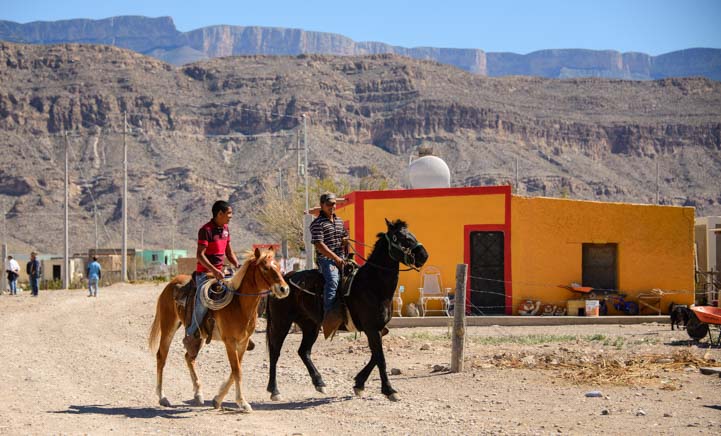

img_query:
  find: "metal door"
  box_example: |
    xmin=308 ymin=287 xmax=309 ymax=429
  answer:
xmin=469 ymin=231 xmax=505 ymax=315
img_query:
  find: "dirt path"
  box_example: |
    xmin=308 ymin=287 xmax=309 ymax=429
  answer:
xmin=1 ymin=284 xmax=720 ymax=435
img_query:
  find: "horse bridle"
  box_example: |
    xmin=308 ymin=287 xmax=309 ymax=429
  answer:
xmin=383 ymin=232 xmax=423 ymax=271
xmin=347 ymin=232 xmax=422 ymax=272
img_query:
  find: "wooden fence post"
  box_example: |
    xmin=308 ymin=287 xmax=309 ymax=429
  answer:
xmin=451 ymin=263 xmax=467 ymax=373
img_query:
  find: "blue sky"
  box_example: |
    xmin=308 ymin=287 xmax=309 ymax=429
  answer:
xmin=2 ymin=0 xmax=720 ymax=55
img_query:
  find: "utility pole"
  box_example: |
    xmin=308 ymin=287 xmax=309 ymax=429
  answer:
xmin=302 ymin=114 xmax=309 ymax=212
xmin=655 ymin=160 xmax=660 ymax=205
xmin=302 ymin=114 xmax=313 ymax=269
xmin=170 ymin=209 xmax=176 ymax=276
xmin=94 ymin=203 xmax=99 ymax=250
xmin=296 ymin=134 xmax=302 ymax=176
xmin=121 ymin=111 xmax=128 ymax=282
xmin=64 ymin=132 xmax=70 ymax=289
xmin=1 ymin=199 xmax=6 ymax=294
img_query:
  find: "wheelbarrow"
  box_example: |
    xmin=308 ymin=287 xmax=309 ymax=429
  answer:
xmin=686 ymin=306 xmax=721 ymax=346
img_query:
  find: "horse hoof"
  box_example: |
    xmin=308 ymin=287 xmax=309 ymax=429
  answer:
xmin=193 ymin=394 xmax=204 ymax=406
xmin=353 ymin=387 xmax=364 ymax=397
xmin=387 ymin=393 xmax=401 ymax=402
xmin=270 ymin=393 xmax=282 ymax=401
xmin=212 ymin=397 xmax=221 ymax=409
xmin=315 ymin=386 xmax=326 ymax=394
xmin=159 ymin=397 xmax=171 ymax=407
xmin=240 ymin=402 xmax=253 ymax=413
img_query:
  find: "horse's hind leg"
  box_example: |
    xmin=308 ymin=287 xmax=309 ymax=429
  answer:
xmin=183 ymin=335 xmax=204 ymax=406
xmin=297 ymin=319 xmax=326 ymax=394
xmin=156 ymin=321 xmax=181 ymax=407
xmin=266 ymin=310 xmax=294 ymax=401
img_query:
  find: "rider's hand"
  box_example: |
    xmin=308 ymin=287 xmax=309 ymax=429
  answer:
xmin=212 ymin=269 xmax=225 ymax=281
xmin=334 ymin=257 xmax=345 ymax=269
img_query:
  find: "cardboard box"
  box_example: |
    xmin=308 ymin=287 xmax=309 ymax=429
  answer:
xmin=567 ymin=299 xmax=586 ymax=316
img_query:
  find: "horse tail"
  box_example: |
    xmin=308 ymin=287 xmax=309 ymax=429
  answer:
xmin=148 ymin=276 xmax=185 ymax=354
xmin=148 ymin=294 xmax=163 ymax=354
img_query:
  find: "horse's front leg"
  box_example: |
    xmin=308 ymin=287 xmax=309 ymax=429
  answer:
xmin=214 ymin=337 xmax=252 ymax=412
xmin=361 ymin=329 xmax=399 ymax=401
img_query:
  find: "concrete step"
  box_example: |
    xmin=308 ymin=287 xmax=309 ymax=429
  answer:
xmin=388 ymin=315 xmax=669 ymax=328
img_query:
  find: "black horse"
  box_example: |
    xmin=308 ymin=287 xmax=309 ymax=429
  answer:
xmin=266 ymin=219 xmax=428 ymax=401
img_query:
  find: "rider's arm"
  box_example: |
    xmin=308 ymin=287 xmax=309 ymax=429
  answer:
xmin=225 ymin=241 xmax=240 ymax=269
xmin=314 ymin=241 xmax=344 ymax=268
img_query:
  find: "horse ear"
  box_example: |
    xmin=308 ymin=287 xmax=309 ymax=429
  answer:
xmin=254 ymin=247 xmax=262 ymax=260
xmin=385 ymin=218 xmax=392 ymax=229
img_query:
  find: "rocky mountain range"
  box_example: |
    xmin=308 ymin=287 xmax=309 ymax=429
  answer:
xmin=1 ymin=16 xmax=720 ymax=81
xmin=0 ymin=41 xmax=720 ymax=256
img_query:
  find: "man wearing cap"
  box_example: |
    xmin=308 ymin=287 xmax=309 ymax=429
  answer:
xmin=309 ymin=192 xmax=349 ymax=336
xmin=26 ymin=252 xmax=41 ymax=297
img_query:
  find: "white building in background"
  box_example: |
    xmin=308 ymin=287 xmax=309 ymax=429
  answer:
xmin=695 ymin=216 xmax=721 ymax=273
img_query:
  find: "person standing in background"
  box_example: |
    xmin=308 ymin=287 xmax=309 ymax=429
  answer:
xmin=87 ymin=256 xmax=102 ymax=297
xmin=5 ymin=255 xmax=20 ymax=295
xmin=26 ymin=252 xmax=40 ymax=297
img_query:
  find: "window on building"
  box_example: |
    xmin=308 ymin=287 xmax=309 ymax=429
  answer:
xmin=152 ymin=254 xmax=158 ymax=262
xmin=582 ymin=243 xmax=617 ymax=291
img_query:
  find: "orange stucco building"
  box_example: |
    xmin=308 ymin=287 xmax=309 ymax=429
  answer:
xmin=337 ymin=186 xmax=695 ymax=315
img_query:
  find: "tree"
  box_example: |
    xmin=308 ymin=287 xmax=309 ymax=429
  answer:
xmin=255 ymin=175 xmax=351 ymax=254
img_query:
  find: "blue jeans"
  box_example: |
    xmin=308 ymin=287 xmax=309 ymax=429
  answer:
xmin=318 ymin=258 xmax=340 ymax=314
xmin=30 ymin=277 xmax=40 ymax=296
xmin=186 ymin=273 xmax=211 ymax=336
xmin=9 ymin=277 xmax=17 ymax=295
xmin=88 ymin=277 xmax=99 ymax=296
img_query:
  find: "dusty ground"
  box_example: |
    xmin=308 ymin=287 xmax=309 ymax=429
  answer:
xmin=1 ymin=283 xmax=720 ymax=435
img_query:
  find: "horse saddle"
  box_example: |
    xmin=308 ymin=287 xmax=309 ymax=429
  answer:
xmin=173 ymin=274 xmax=216 ymax=344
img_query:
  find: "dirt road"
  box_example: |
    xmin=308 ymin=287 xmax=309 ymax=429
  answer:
xmin=1 ymin=284 xmax=720 ymax=435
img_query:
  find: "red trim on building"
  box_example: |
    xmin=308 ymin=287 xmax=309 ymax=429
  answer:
xmin=344 ymin=185 xmax=510 ymax=201
xmin=462 ymin=189 xmax=513 ymax=315
xmin=338 ymin=186 xmax=513 ymax=310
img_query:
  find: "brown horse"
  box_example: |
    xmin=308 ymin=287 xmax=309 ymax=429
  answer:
xmin=148 ymin=248 xmax=290 ymax=412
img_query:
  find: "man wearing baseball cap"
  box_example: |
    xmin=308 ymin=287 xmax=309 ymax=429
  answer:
xmin=309 ymin=192 xmax=349 ymax=337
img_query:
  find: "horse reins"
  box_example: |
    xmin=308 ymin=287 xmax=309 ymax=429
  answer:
xmin=348 ymin=234 xmax=422 ymax=272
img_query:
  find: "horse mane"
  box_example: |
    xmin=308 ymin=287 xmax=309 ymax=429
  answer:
xmin=375 ymin=219 xmax=408 ymax=238
xmin=228 ymin=249 xmax=275 ymax=290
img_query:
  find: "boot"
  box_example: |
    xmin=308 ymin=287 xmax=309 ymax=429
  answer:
xmin=182 ymin=331 xmax=201 ymax=358
xmin=203 ymin=316 xmax=215 ymax=344
xmin=322 ymin=306 xmax=344 ymax=340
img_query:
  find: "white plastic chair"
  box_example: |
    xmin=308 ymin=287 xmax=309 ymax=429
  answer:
xmin=392 ymin=285 xmax=405 ymax=317
xmin=418 ymin=266 xmax=451 ymax=316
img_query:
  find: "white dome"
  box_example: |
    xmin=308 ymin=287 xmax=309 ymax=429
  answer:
xmin=408 ymin=155 xmax=451 ymax=189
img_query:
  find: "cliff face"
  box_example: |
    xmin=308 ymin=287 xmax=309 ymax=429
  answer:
xmin=0 ymin=42 xmax=720 ymax=254
xmin=1 ymin=16 xmax=719 ymax=80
